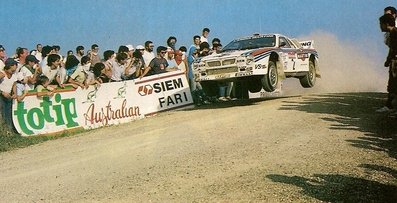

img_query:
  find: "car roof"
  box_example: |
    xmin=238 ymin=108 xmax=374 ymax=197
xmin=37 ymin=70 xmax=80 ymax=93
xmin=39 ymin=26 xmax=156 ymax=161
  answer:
xmin=234 ymin=33 xmax=286 ymax=41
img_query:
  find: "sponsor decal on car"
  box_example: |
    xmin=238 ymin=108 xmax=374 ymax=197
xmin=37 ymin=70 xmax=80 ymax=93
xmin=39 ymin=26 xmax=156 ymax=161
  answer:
xmin=288 ymin=52 xmax=296 ymax=59
xmin=297 ymin=53 xmax=309 ymax=61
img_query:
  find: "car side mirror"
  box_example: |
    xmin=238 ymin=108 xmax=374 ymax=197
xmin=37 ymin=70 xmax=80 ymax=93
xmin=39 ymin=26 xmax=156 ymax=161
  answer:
xmin=279 ymin=41 xmax=287 ymax=47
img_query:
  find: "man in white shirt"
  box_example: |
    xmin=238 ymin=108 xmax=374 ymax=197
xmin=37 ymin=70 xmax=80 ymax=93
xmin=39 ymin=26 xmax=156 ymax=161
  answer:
xmin=16 ymin=47 xmax=29 ymax=72
xmin=33 ymin=44 xmax=43 ymax=63
xmin=19 ymin=55 xmax=41 ymax=90
xmin=42 ymin=54 xmax=62 ymax=87
xmin=110 ymin=52 xmax=128 ymax=82
xmin=142 ymin=41 xmax=156 ymax=66
xmin=200 ymin=28 xmax=210 ymax=43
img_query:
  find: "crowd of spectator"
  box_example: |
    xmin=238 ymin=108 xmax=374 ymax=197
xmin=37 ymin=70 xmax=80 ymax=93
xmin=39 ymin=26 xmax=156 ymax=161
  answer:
xmin=0 ymin=27 xmax=227 ymax=131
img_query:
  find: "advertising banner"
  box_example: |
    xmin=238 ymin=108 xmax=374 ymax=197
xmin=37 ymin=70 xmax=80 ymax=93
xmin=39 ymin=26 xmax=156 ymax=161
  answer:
xmin=12 ymin=71 xmax=193 ymax=136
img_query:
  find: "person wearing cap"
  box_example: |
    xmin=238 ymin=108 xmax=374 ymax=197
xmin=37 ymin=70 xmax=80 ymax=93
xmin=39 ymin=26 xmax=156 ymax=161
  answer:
xmin=0 ymin=58 xmax=18 ymax=129
xmin=124 ymin=50 xmax=144 ymax=80
xmin=19 ymin=55 xmax=41 ymax=90
xmin=126 ymin=44 xmax=134 ymax=58
xmin=200 ymin=27 xmax=210 ymax=43
xmin=0 ymin=45 xmax=7 ymax=71
xmin=136 ymin=45 xmax=145 ymax=53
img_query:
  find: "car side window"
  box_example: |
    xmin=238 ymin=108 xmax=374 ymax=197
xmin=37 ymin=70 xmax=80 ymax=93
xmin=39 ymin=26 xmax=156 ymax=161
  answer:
xmin=279 ymin=37 xmax=291 ymax=48
xmin=286 ymin=38 xmax=297 ymax=48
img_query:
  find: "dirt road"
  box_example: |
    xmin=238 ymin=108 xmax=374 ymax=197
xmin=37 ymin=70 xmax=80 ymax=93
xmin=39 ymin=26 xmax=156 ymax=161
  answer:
xmin=1 ymin=92 xmax=396 ymax=202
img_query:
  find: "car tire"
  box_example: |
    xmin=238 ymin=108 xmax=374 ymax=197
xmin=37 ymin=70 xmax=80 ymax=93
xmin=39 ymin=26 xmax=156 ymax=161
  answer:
xmin=261 ymin=61 xmax=278 ymax=92
xmin=247 ymin=77 xmax=263 ymax=93
xmin=200 ymin=81 xmax=218 ymax=97
xmin=299 ymin=61 xmax=316 ymax=88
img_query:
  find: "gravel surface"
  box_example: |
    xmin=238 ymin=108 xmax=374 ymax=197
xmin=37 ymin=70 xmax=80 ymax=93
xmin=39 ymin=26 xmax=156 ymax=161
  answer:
xmin=0 ymin=92 xmax=396 ymax=202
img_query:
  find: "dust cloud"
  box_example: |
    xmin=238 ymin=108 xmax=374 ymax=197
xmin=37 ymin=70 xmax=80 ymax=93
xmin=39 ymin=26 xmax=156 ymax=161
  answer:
xmin=282 ymin=30 xmax=388 ymax=95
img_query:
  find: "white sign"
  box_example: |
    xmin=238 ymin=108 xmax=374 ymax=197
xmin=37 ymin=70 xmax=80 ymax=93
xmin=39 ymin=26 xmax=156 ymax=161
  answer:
xmin=12 ymin=71 xmax=193 ymax=136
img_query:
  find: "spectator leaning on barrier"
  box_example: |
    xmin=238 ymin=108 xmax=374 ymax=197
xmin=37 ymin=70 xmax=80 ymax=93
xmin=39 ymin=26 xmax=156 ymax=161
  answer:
xmin=35 ymin=75 xmax=54 ymax=98
xmin=93 ymin=62 xmax=110 ymax=83
xmin=0 ymin=58 xmax=18 ymax=129
xmin=175 ymin=46 xmax=188 ymax=75
xmin=68 ymin=56 xmax=91 ymax=89
xmin=20 ymin=55 xmax=41 ymax=90
xmin=65 ymin=55 xmax=80 ymax=77
xmin=141 ymin=46 xmax=171 ymax=77
xmin=41 ymin=54 xmax=63 ymax=88
xmin=124 ymin=50 xmax=144 ymax=80
xmin=110 ymin=52 xmax=128 ymax=82
xmin=103 ymin=50 xmax=115 ymax=79
xmin=13 ymin=73 xmax=28 ymax=102
xmin=378 ymin=13 xmax=397 ymax=113
xmin=165 ymin=48 xmax=178 ymax=71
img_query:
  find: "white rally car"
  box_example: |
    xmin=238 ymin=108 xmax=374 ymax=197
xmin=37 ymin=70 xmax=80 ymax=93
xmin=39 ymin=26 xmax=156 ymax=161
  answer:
xmin=193 ymin=33 xmax=320 ymax=95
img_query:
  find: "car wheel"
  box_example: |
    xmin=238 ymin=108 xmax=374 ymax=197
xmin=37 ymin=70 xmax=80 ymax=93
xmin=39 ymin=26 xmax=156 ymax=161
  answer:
xmin=200 ymin=81 xmax=218 ymax=97
xmin=261 ymin=61 xmax=278 ymax=92
xmin=299 ymin=61 xmax=316 ymax=88
xmin=247 ymin=77 xmax=263 ymax=93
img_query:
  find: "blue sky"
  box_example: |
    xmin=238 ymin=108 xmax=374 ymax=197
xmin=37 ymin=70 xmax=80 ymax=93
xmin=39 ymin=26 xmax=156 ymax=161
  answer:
xmin=0 ymin=0 xmax=394 ymax=56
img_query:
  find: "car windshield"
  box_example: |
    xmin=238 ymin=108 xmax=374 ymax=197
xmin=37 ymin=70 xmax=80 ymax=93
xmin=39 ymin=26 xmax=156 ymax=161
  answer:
xmin=222 ymin=35 xmax=276 ymax=52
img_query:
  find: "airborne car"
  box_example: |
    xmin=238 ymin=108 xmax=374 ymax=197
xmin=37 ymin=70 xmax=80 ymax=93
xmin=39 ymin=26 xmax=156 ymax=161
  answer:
xmin=193 ymin=33 xmax=320 ymax=96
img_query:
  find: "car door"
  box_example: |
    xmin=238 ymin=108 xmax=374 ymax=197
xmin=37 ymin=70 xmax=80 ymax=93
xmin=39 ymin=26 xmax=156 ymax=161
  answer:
xmin=279 ymin=37 xmax=298 ymax=72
